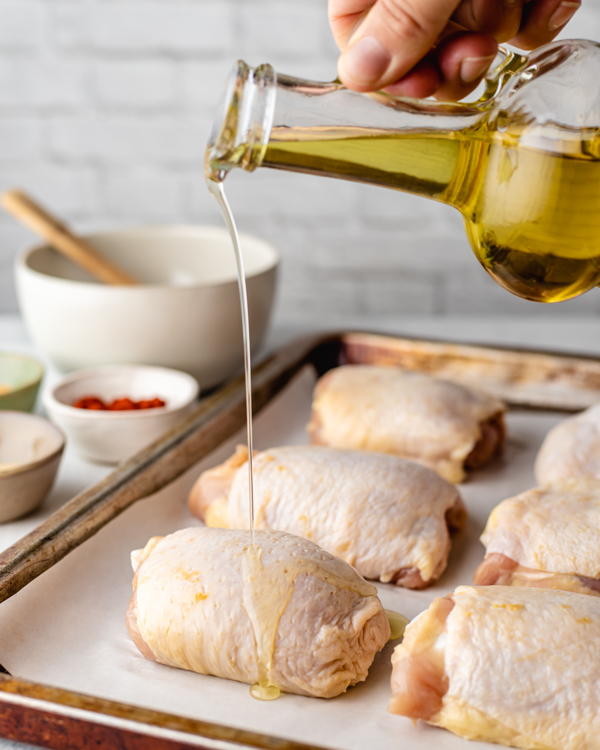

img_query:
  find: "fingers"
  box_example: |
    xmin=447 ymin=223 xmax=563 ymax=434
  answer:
xmin=329 ymin=0 xmax=580 ymax=96
xmin=383 ymin=31 xmax=498 ymax=101
xmin=383 ymin=58 xmax=441 ymax=98
xmin=511 ymin=0 xmax=581 ymax=49
xmin=334 ymin=0 xmax=462 ymax=91
xmin=451 ymin=0 xmax=525 ymax=42
xmin=328 ymin=0 xmax=375 ymax=51
xmin=433 ymin=31 xmax=498 ymax=100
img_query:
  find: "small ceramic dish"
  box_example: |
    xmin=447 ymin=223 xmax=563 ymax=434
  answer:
xmin=0 ymin=352 xmax=44 ymax=412
xmin=43 ymin=365 xmax=199 ymax=464
xmin=0 ymin=412 xmax=65 ymax=522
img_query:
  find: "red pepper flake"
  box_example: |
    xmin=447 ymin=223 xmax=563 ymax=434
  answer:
xmin=138 ymin=398 xmax=167 ymax=409
xmin=109 ymin=398 xmax=138 ymax=411
xmin=72 ymin=395 xmax=166 ymax=411
xmin=72 ymin=397 xmax=107 ymax=410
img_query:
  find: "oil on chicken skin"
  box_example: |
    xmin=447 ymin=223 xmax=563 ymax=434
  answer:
xmin=535 ymin=402 xmax=600 ymax=486
xmin=474 ymin=483 xmax=600 ymax=596
xmin=127 ymin=527 xmax=391 ymax=698
xmin=390 ymin=585 xmax=600 ymax=750
xmin=307 ymin=365 xmax=505 ymax=483
xmin=189 ymin=445 xmax=466 ymax=589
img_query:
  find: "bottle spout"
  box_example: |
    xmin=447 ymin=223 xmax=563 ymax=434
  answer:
xmin=205 ymin=61 xmax=276 ymax=183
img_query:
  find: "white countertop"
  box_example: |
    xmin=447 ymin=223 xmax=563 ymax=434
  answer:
xmin=1 ymin=311 xmax=600 ymax=750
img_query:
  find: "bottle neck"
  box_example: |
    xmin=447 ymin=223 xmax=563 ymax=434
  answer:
xmin=206 ymin=62 xmax=487 ymax=205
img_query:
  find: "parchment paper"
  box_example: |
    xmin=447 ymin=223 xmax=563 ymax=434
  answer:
xmin=0 ymin=366 xmax=567 ymax=750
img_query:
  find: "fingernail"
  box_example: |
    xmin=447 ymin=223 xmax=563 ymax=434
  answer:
xmin=339 ymin=36 xmax=390 ymax=86
xmin=460 ymin=55 xmax=495 ymax=84
xmin=548 ymin=1 xmax=580 ymax=31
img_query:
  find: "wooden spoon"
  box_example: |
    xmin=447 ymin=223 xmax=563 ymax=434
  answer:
xmin=2 ymin=189 xmax=136 ymax=286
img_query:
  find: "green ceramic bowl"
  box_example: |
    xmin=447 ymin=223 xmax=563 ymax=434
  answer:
xmin=0 ymin=353 xmax=44 ymax=412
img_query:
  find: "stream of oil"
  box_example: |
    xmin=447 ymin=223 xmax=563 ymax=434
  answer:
xmin=207 ymin=177 xmax=280 ymax=701
xmin=206 ymin=179 xmax=256 ymax=543
xmin=207 ymin=177 xmax=407 ymax=702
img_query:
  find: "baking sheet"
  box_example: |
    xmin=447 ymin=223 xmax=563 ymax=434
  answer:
xmin=0 ymin=366 xmax=566 ymax=750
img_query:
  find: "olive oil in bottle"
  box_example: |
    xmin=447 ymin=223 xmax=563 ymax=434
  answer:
xmin=462 ymin=137 xmax=600 ymax=302
xmin=262 ymin=125 xmax=600 ymax=303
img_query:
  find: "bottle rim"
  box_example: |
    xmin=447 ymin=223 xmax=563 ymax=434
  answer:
xmin=205 ymin=61 xmax=276 ymax=182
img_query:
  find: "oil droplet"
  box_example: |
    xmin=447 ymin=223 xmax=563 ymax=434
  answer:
xmin=385 ymin=609 xmax=409 ymax=641
xmin=250 ymin=682 xmax=281 ymax=701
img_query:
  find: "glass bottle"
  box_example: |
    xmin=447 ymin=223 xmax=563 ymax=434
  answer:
xmin=206 ymin=40 xmax=600 ymax=303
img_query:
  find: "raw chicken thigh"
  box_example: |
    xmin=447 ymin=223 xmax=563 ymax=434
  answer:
xmin=127 ymin=528 xmax=390 ymax=698
xmin=189 ymin=445 xmax=466 ymax=588
xmin=390 ymin=585 xmax=600 ymax=750
xmin=535 ymin=402 xmax=600 ymax=485
xmin=474 ymin=483 xmax=600 ymax=596
xmin=307 ymin=365 xmax=505 ymax=483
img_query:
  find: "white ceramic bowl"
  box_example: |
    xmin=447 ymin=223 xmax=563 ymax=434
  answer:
xmin=0 ymin=412 xmax=65 ymax=522
xmin=43 ymin=365 xmax=199 ymax=464
xmin=15 ymin=226 xmax=278 ymax=388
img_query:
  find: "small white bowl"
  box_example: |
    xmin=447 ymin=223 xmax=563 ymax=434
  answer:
xmin=15 ymin=225 xmax=278 ymax=388
xmin=0 ymin=412 xmax=65 ymax=522
xmin=43 ymin=365 xmax=199 ymax=464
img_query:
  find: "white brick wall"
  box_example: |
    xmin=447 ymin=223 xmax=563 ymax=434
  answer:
xmin=0 ymin=0 xmax=599 ymax=321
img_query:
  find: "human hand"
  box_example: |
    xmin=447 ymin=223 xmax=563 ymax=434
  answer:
xmin=329 ymin=0 xmax=581 ymax=100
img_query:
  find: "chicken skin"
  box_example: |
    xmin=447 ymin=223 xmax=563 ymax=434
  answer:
xmin=127 ymin=527 xmax=390 ymax=698
xmin=535 ymin=402 xmax=600 ymax=486
xmin=390 ymin=585 xmax=600 ymax=750
xmin=474 ymin=484 xmax=600 ymax=596
xmin=307 ymin=365 xmax=505 ymax=483
xmin=189 ymin=445 xmax=466 ymax=589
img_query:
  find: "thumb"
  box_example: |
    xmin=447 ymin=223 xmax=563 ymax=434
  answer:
xmin=338 ymin=0 xmax=462 ymax=91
